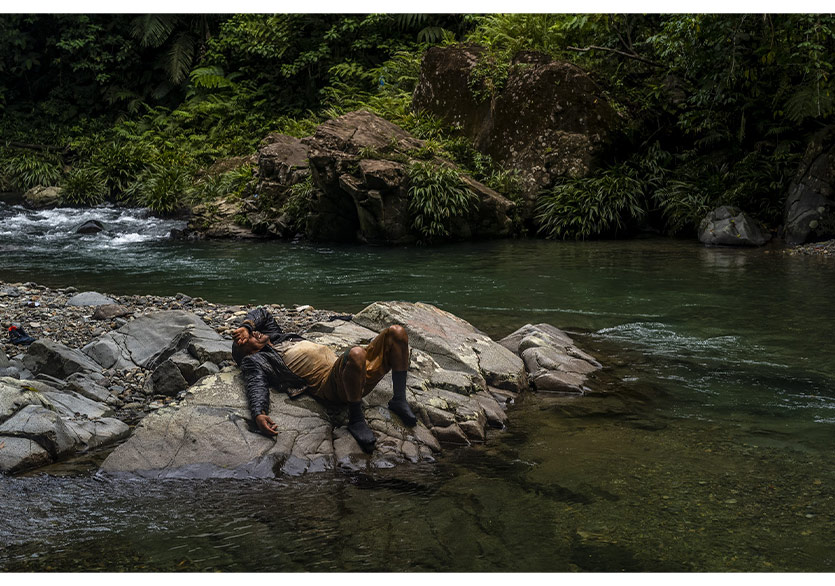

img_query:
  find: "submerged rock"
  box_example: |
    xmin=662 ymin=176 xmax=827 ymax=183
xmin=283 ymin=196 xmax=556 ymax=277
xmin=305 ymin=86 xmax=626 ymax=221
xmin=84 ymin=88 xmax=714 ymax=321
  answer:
xmin=76 ymin=219 xmax=104 ymax=234
xmin=698 ymin=206 xmax=771 ymax=247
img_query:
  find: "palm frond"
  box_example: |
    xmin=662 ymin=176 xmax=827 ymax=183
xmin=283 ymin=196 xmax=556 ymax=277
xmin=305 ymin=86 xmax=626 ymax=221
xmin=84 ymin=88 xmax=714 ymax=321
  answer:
xmin=131 ymin=14 xmax=179 ymax=48
xmin=167 ymin=32 xmax=196 ymax=84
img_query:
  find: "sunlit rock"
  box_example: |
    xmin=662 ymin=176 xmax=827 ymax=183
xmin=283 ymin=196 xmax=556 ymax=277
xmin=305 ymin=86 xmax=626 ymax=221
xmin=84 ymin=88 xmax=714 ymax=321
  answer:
xmin=99 ymin=301 xmax=523 ymax=478
xmin=500 ymin=323 xmax=602 ymax=394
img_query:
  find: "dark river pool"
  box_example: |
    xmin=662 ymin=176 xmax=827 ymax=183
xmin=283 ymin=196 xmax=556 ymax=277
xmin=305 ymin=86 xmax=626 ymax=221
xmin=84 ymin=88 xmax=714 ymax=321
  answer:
xmin=1 ymin=202 xmax=834 ymax=571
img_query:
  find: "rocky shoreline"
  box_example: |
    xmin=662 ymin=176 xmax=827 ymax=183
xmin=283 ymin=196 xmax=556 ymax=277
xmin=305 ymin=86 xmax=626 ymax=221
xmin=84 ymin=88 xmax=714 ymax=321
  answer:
xmin=1 ymin=280 xmax=604 ymax=478
xmin=783 ymin=238 xmax=835 ymax=256
xmin=1 ymin=281 xmax=338 ymax=425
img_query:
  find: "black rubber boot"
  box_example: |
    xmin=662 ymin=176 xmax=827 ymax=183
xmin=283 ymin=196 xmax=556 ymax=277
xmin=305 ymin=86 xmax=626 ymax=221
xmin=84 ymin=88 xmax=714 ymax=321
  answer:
xmin=347 ymin=402 xmax=376 ymax=453
xmin=388 ymin=371 xmax=417 ymax=427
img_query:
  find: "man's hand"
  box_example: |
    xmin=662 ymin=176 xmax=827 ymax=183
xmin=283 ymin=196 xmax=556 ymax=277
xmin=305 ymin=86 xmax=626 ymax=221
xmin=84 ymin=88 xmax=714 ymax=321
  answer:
xmin=255 ymin=413 xmax=278 ymax=436
xmin=232 ymin=327 xmax=249 ymax=345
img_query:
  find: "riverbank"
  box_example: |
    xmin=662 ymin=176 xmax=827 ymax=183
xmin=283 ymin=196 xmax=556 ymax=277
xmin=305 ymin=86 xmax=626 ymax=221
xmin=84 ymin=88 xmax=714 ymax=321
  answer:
xmin=1 ymin=280 xmax=339 ymax=425
xmin=783 ymin=238 xmax=835 ymax=256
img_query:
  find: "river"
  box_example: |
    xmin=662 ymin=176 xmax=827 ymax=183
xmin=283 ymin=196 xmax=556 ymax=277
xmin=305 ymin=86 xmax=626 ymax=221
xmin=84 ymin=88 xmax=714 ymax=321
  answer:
xmin=1 ymin=202 xmax=834 ymax=571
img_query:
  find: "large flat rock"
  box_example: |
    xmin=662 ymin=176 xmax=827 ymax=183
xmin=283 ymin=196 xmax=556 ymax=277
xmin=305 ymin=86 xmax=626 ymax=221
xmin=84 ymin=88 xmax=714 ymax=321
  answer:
xmin=499 ymin=323 xmax=602 ymax=394
xmin=100 ymin=302 xmax=525 ymax=479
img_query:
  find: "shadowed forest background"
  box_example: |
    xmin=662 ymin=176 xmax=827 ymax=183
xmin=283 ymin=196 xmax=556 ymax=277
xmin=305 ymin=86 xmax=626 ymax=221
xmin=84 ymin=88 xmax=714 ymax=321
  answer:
xmin=1 ymin=13 xmax=834 ymax=241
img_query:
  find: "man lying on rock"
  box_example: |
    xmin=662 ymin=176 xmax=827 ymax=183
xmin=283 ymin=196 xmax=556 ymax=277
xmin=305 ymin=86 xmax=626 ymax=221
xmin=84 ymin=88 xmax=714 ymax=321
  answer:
xmin=231 ymin=307 xmax=417 ymax=453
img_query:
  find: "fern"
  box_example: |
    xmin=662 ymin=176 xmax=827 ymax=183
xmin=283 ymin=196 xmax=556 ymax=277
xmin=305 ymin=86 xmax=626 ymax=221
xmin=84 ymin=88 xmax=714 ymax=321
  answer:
xmin=784 ymin=85 xmax=835 ymax=123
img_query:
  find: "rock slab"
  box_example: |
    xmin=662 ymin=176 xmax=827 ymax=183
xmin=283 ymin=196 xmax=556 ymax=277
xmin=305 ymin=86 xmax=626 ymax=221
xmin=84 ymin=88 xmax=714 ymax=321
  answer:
xmin=100 ymin=301 xmax=528 ymax=479
xmin=499 ymin=323 xmax=602 ymax=393
xmin=0 ymin=377 xmax=129 ymax=474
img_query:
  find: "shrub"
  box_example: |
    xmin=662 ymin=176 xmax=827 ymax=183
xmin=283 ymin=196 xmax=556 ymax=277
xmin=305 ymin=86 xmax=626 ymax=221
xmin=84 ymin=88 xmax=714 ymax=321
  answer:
xmin=407 ymin=161 xmax=478 ymax=243
xmin=63 ymin=167 xmax=108 ymax=205
xmin=90 ymin=141 xmax=153 ymax=200
xmin=125 ymin=155 xmax=193 ymax=213
xmin=536 ymin=165 xmax=647 ymax=240
xmin=0 ymin=151 xmax=63 ymax=191
xmin=192 ymin=164 xmax=254 ymax=202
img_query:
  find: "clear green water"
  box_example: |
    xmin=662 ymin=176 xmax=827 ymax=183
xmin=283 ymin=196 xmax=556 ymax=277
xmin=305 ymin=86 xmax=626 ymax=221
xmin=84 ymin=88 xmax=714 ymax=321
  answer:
xmin=1 ymin=204 xmax=834 ymax=571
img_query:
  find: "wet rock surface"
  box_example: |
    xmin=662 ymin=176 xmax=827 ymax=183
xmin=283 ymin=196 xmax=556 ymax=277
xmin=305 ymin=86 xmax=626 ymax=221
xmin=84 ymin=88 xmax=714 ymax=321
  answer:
xmin=101 ymin=300 xmax=529 ymax=479
xmin=0 ymin=377 xmax=130 ymax=473
xmin=0 ymin=280 xmax=339 ymax=447
xmin=499 ymin=323 xmax=602 ymax=393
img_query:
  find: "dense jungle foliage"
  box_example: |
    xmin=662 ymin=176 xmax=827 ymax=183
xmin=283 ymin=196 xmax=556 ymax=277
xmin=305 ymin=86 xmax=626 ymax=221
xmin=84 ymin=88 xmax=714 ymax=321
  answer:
xmin=2 ymin=14 xmax=834 ymax=239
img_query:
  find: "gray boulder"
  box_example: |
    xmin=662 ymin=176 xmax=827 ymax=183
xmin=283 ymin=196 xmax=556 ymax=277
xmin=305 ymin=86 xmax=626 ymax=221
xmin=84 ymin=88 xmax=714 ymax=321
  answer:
xmin=67 ymin=291 xmax=116 ymax=306
xmin=0 ymin=377 xmax=129 ymax=474
xmin=146 ymin=358 xmax=190 ymax=397
xmin=22 ymin=339 xmax=102 ymax=379
xmin=352 ymin=301 xmax=527 ymax=392
xmin=499 ymin=323 xmax=602 ymax=394
xmin=784 ymin=126 xmax=835 ymax=244
xmin=22 ymin=185 xmax=64 ymax=209
xmin=66 ymin=373 xmax=112 ymax=403
xmin=698 ymin=206 xmax=771 ymax=247
xmin=0 ymin=404 xmax=77 ymax=458
xmin=99 ymin=302 xmax=522 ymax=478
xmin=0 ymin=437 xmax=52 ymax=473
xmin=82 ymin=310 xmax=220 ymax=370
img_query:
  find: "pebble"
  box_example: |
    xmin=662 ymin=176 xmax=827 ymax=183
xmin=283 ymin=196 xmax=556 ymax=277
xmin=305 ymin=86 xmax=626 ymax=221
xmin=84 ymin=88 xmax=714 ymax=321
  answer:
xmin=783 ymin=239 xmax=835 ymax=257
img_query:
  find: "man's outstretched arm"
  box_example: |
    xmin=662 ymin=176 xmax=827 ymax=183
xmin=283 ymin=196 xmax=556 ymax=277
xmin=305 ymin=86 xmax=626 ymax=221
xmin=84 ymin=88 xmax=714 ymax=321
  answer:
xmin=240 ymin=353 xmax=278 ymax=436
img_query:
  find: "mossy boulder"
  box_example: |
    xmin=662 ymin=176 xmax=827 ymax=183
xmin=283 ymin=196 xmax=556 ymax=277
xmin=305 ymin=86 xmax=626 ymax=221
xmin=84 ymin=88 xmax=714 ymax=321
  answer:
xmin=413 ymin=46 xmax=621 ymax=206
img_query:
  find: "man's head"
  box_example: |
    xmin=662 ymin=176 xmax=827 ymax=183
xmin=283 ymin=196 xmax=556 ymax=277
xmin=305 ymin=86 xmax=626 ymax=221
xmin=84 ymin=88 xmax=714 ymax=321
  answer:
xmin=231 ymin=327 xmax=270 ymax=365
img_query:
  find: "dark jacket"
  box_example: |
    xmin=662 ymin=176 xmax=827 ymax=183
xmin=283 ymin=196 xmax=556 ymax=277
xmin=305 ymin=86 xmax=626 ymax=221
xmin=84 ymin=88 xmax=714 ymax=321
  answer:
xmin=238 ymin=307 xmax=307 ymax=420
